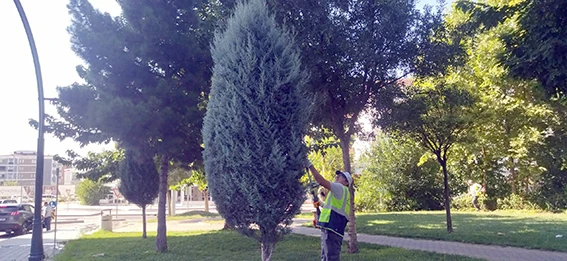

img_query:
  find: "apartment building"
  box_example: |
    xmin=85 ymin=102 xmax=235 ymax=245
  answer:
xmin=0 ymin=150 xmax=62 ymax=186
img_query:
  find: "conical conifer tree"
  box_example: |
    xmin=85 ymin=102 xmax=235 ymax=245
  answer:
xmin=119 ymin=149 xmax=159 ymax=238
xmin=202 ymin=0 xmax=310 ymax=260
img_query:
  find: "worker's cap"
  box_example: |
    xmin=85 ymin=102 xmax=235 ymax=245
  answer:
xmin=335 ymin=171 xmax=353 ymax=186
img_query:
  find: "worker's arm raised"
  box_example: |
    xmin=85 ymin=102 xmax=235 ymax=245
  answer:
xmin=306 ymin=161 xmax=331 ymax=190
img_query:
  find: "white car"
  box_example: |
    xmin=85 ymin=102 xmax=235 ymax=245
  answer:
xmin=0 ymin=199 xmax=18 ymax=204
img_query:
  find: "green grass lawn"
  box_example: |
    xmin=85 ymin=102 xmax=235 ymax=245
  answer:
xmin=146 ymin=210 xmax=221 ymax=222
xmin=352 ymin=211 xmax=567 ymax=252
xmin=55 ymin=230 xmax=482 ymax=261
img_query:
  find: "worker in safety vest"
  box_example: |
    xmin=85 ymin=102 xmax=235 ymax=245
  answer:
xmin=306 ymin=160 xmax=352 ymax=261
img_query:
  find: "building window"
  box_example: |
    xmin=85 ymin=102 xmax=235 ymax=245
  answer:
xmin=8 ymin=159 xmax=15 ymax=164
xmin=19 ymin=159 xmax=24 ymax=164
xmin=7 ymin=166 xmax=14 ymax=172
xmin=32 ymin=160 xmax=36 ymax=164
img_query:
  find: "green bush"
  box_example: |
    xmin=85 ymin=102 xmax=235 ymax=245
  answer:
xmin=498 ymin=194 xmax=540 ymax=210
xmin=76 ymin=179 xmax=107 ymax=205
xmin=357 ymin=133 xmax=444 ymax=212
xmin=451 ymin=193 xmax=490 ymax=210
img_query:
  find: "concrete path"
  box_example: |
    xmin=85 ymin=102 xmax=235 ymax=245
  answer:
xmin=292 ymin=224 xmax=567 ymax=261
xmin=0 ymin=223 xmax=98 ymax=261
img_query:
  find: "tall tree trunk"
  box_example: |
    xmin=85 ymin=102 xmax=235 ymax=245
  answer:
xmin=167 ymin=190 xmax=172 ymax=216
xmin=222 ymin=221 xmax=233 ymax=230
xmin=142 ymin=205 xmax=147 ymax=239
xmin=156 ymin=156 xmax=168 ymax=252
xmin=438 ymin=155 xmax=453 ymax=233
xmin=339 ymin=137 xmax=358 ymax=253
xmin=481 ymin=147 xmax=487 ymax=189
xmin=204 ymin=189 xmax=209 ymax=213
xmin=261 ymin=241 xmax=275 ymax=261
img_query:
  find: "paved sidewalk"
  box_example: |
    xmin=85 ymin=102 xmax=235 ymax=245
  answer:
xmin=291 ymin=224 xmax=567 ymax=261
xmin=0 ymin=224 xmax=99 ymax=261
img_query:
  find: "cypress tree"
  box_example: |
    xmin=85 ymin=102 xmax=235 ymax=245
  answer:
xmin=203 ymin=0 xmax=310 ymax=260
xmin=118 ymin=149 xmax=159 ymax=238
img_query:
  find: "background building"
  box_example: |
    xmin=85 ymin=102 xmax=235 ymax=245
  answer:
xmin=0 ymin=150 xmax=62 ymax=186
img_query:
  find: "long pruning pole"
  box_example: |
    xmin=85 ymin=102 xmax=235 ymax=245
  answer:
xmin=306 ymin=167 xmax=320 ymax=217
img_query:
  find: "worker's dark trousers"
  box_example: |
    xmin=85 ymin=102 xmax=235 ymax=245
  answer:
xmin=321 ymin=229 xmax=342 ymax=261
xmin=44 ymin=217 xmax=51 ymax=231
xmin=472 ymin=196 xmax=480 ymax=210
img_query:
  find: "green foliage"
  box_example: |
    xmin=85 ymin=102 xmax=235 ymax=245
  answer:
xmin=203 ymin=0 xmax=310 ymax=258
xmin=305 ymin=133 xmax=343 ymax=182
xmin=119 ymin=150 xmax=159 ymax=208
xmin=55 ymin=149 xmax=124 ymax=183
xmin=76 ymin=179 xmax=107 ymax=206
xmin=357 ymin=132 xmax=443 ymax=212
xmin=2 ymin=181 xmax=18 ymax=186
xmin=497 ymin=194 xmax=539 ymax=211
xmin=502 ymin=0 xmax=567 ymax=98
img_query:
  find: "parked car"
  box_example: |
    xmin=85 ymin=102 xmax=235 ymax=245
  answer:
xmin=0 ymin=199 xmax=18 ymax=204
xmin=11 ymin=195 xmax=33 ymax=203
xmin=0 ymin=203 xmax=34 ymax=235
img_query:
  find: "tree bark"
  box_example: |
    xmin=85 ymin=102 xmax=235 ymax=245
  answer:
xmin=439 ymin=156 xmax=453 ymax=233
xmin=339 ymin=137 xmax=358 ymax=253
xmin=204 ymin=189 xmax=209 ymax=213
xmin=167 ymin=190 xmax=172 ymax=217
xmin=222 ymin=221 xmax=233 ymax=230
xmin=261 ymin=241 xmax=275 ymax=261
xmin=142 ymin=205 xmax=147 ymax=239
xmin=510 ymin=164 xmax=517 ymax=194
xmin=156 ymin=156 xmax=168 ymax=252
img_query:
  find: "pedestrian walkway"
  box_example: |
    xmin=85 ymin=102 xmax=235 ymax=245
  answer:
xmin=291 ymin=224 xmax=567 ymax=261
xmin=0 ymin=224 xmax=98 ymax=261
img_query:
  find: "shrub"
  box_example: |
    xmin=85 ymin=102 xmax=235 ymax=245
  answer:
xmin=498 ymin=194 xmax=540 ymax=211
xmin=76 ymin=179 xmax=107 ymax=205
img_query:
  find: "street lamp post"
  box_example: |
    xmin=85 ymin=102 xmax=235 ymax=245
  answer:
xmin=13 ymin=1 xmax=46 ymax=260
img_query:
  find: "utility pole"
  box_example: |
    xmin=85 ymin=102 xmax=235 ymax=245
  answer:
xmin=13 ymin=1 xmax=46 ymax=260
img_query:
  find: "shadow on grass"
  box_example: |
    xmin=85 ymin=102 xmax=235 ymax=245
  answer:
xmin=355 ymin=211 xmax=567 ymax=252
xmin=55 ymin=230 xmax=480 ymax=261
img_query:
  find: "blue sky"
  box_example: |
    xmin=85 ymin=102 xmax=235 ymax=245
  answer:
xmin=0 ymin=0 xmax=453 ymax=157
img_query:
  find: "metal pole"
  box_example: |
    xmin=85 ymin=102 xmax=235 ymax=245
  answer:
xmin=13 ymin=1 xmax=46 ymax=260
xmin=53 ymin=168 xmax=59 ymax=251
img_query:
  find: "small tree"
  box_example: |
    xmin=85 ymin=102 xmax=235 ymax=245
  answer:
xmin=75 ymin=179 xmax=107 ymax=206
xmin=203 ymin=0 xmax=310 ymax=260
xmin=379 ymin=81 xmax=477 ymax=232
xmin=119 ymin=149 xmax=159 ymax=238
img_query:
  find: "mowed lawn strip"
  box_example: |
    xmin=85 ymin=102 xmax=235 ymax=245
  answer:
xmin=354 ymin=211 xmax=567 ymax=252
xmin=55 ymin=230 xmax=482 ymax=261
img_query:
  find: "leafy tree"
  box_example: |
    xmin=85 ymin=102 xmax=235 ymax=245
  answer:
xmin=76 ymin=179 xmax=107 ymax=205
xmin=54 ymin=149 xmax=124 ymax=183
xmin=440 ymin=2 xmax=557 ymax=207
xmin=41 ymin=0 xmax=215 ymax=252
xmin=357 ymin=131 xmax=443 ymax=212
xmin=455 ymin=0 xmax=567 ymax=98
xmin=501 ymin=0 xmax=567 ymax=98
xmin=379 ymin=81 xmax=477 ymax=232
xmin=305 ymin=131 xmax=343 ymax=182
xmin=202 ymin=0 xmax=310 ymax=260
xmin=259 ymin=0 xmax=444 ymax=251
xmin=119 ymin=149 xmax=159 ymax=238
